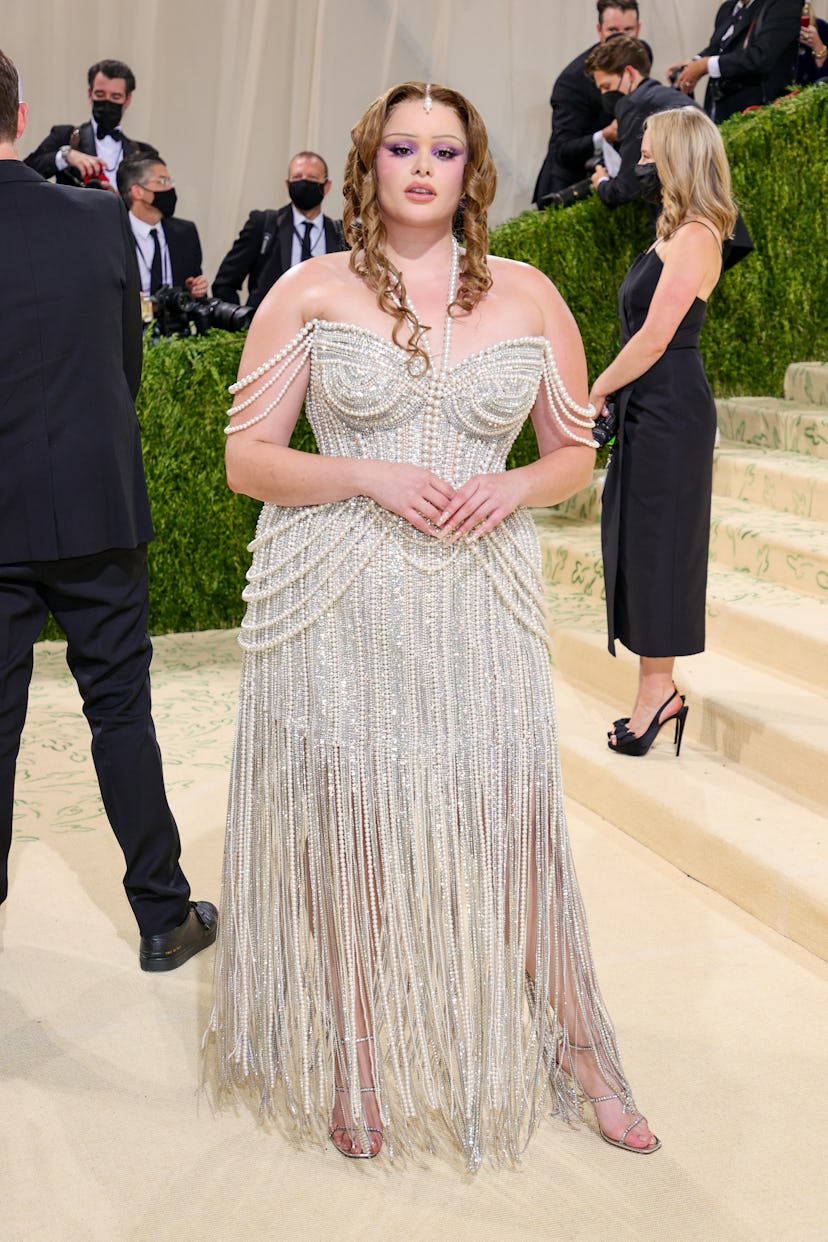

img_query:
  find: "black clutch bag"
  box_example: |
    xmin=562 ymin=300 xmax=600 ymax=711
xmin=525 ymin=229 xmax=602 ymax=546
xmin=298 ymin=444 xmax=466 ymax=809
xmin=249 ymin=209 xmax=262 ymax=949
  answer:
xmin=722 ymin=211 xmax=754 ymax=271
xmin=592 ymin=395 xmax=618 ymax=448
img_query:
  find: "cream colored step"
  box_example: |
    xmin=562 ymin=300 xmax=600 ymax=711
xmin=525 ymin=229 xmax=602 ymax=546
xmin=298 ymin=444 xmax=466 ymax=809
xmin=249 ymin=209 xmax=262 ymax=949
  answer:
xmin=553 ymin=674 xmax=828 ymax=962
xmin=716 ymin=396 xmax=828 ymax=459
xmin=539 ymin=516 xmax=828 ymax=694
xmin=703 ymin=567 xmax=828 ymax=695
xmin=785 ymin=361 xmax=828 ymax=407
xmin=709 ymin=496 xmax=828 ymax=598
xmin=552 ymin=473 xmax=603 ymax=523
xmin=713 ymin=442 xmax=828 ymax=521
xmin=545 ymin=588 xmax=828 ymax=815
xmin=535 ymin=510 xmax=606 ymax=601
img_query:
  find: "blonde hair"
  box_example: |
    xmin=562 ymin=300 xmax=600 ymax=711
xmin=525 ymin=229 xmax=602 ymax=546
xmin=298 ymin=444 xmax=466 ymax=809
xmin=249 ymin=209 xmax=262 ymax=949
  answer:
xmin=343 ymin=81 xmax=496 ymax=372
xmin=645 ymin=108 xmax=738 ymax=244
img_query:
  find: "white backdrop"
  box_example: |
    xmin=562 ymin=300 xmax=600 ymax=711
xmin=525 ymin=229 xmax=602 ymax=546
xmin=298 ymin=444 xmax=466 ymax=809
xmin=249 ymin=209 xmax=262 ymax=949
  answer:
xmin=6 ymin=1 xmax=822 ymax=281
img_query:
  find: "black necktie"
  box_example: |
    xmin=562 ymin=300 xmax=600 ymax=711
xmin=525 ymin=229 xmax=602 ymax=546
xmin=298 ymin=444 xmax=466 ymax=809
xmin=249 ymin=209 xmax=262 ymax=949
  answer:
xmin=149 ymin=228 xmax=162 ymax=293
xmin=300 ymin=220 xmax=313 ymax=262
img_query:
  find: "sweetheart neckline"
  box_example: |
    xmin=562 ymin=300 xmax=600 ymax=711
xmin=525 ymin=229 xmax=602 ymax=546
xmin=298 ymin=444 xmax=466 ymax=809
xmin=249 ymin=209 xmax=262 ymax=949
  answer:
xmin=310 ymin=318 xmax=548 ymax=375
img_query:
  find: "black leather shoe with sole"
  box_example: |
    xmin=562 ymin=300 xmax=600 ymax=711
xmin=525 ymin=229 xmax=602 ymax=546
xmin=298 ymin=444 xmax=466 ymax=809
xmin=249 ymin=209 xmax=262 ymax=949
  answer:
xmin=139 ymin=900 xmax=218 ymax=972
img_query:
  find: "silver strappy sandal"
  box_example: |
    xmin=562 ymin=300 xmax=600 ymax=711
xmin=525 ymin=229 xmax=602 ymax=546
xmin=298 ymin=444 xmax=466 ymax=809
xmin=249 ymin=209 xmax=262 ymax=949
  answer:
xmin=329 ymin=1034 xmax=383 ymax=1159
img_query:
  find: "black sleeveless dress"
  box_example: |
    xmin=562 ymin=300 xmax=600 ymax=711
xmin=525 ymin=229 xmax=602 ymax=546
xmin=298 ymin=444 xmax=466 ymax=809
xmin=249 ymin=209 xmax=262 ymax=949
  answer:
xmin=601 ymin=247 xmax=716 ymax=657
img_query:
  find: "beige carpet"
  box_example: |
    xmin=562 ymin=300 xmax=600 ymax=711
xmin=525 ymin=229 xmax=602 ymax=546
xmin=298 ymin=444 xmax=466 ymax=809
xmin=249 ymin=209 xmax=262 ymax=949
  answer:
xmin=3 ymin=630 xmax=826 ymax=1241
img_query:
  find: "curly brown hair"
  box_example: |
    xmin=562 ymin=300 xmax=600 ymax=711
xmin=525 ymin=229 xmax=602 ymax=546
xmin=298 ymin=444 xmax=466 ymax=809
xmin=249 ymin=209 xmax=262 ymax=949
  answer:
xmin=343 ymin=81 xmax=496 ymax=372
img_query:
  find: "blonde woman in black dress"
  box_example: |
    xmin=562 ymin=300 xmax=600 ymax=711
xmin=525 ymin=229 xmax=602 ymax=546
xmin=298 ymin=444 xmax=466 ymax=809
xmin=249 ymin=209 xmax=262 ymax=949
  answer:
xmin=591 ymin=108 xmax=737 ymax=755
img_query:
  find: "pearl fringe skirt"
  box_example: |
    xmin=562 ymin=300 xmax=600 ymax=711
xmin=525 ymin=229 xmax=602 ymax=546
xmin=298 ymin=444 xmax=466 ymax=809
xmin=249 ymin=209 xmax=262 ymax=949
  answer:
xmin=207 ymin=498 xmax=632 ymax=1169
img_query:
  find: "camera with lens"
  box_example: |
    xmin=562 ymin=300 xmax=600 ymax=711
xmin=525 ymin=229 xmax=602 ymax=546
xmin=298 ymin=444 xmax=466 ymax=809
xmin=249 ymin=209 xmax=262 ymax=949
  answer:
xmin=539 ymin=177 xmax=593 ymax=210
xmin=150 ymin=285 xmax=254 ymax=338
xmin=592 ymin=396 xmax=618 ymax=448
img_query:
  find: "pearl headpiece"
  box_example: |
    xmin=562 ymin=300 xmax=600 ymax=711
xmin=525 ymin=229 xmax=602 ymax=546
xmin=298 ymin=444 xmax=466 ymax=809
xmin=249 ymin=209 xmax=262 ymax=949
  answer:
xmin=423 ymin=83 xmax=433 ymax=113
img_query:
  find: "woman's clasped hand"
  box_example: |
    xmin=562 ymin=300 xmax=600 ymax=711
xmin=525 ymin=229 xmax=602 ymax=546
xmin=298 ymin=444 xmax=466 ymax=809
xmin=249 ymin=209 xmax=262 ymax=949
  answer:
xmin=363 ymin=463 xmax=522 ymax=541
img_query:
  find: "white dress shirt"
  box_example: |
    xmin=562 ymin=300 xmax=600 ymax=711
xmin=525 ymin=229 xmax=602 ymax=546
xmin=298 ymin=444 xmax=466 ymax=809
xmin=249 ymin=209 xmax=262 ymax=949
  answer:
xmin=708 ymin=0 xmax=754 ymax=78
xmin=128 ymin=213 xmax=173 ymax=294
xmin=289 ymin=206 xmax=327 ymax=267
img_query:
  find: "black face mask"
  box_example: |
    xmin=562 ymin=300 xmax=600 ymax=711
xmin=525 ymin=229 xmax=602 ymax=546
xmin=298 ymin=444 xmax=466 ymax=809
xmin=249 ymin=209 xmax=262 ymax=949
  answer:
xmin=288 ymin=179 xmax=326 ymax=211
xmin=149 ymin=186 xmax=177 ymax=218
xmin=92 ymin=98 xmax=124 ymax=136
xmin=634 ymin=161 xmax=662 ymax=204
xmin=601 ymin=89 xmax=625 ymax=119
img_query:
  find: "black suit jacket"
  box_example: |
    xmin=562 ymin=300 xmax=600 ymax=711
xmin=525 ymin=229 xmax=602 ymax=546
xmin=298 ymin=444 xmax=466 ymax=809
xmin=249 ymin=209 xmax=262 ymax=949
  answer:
xmin=0 ymin=161 xmax=152 ymax=562
xmin=596 ymin=78 xmax=692 ymax=208
xmin=701 ymin=0 xmax=801 ymax=121
xmin=24 ymin=120 xmax=154 ymax=185
xmin=533 ymin=46 xmax=604 ymax=204
xmin=532 ymin=40 xmax=656 ymax=206
xmin=161 ymin=216 xmax=202 ymax=285
xmin=212 ymin=203 xmax=347 ymax=309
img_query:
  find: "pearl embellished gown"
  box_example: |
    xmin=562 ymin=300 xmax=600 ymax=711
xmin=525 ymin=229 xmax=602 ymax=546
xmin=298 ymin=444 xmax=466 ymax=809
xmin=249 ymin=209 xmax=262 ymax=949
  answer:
xmin=210 ymin=318 xmax=634 ymax=1169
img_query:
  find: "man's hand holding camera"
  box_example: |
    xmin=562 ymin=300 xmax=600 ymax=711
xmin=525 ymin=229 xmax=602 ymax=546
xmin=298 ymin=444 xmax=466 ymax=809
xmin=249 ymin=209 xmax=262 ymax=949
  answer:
xmin=590 ymin=162 xmax=608 ymax=190
xmin=666 ymin=57 xmax=709 ymax=95
xmin=59 ymin=145 xmax=117 ymax=192
xmin=63 ymin=148 xmax=103 ymax=179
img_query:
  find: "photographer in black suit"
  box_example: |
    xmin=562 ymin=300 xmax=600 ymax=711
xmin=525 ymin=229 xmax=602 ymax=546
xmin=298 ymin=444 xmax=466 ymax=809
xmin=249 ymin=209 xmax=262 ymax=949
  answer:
xmin=585 ymin=36 xmax=689 ymax=207
xmin=118 ymin=153 xmax=207 ymax=297
xmin=0 ymin=50 xmax=216 ymax=972
xmin=668 ymin=0 xmax=801 ymax=122
xmin=532 ymin=1 xmax=644 ymax=206
xmin=213 ymin=150 xmax=347 ymax=310
xmin=24 ymin=57 xmax=155 ymax=189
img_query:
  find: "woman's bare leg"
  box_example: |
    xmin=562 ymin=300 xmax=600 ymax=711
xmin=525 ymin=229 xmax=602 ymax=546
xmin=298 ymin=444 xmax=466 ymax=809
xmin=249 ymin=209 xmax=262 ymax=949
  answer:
xmin=610 ymin=655 xmax=681 ymax=744
xmin=524 ymin=843 xmax=658 ymax=1151
xmin=328 ymin=981 xmax=383 ymax=1156
xmin=308 ymin=817 xmax=384 ymax=1157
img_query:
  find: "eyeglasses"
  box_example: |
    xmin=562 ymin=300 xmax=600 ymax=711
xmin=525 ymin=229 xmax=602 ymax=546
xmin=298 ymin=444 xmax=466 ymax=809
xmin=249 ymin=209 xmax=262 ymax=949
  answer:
xmin=140 ymin=176 xmax=174 ymax=189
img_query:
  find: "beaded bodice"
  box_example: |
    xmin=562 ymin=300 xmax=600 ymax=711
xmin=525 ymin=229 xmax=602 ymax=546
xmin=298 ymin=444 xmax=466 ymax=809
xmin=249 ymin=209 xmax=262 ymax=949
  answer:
xmin=309 ymin=321 xmax=549 ymax=479
xmin=227 ymin=317 xmax=594 ymax=474
xmin=229 ymin=317 xmax=595 ymax=657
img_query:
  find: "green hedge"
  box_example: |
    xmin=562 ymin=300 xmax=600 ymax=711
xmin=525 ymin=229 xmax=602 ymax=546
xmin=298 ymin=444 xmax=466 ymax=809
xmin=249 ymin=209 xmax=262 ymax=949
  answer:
xmin=133 ymin=333 xmax=253 ymax=634
xmin=38 ymin=87 xmax=828 ymax=639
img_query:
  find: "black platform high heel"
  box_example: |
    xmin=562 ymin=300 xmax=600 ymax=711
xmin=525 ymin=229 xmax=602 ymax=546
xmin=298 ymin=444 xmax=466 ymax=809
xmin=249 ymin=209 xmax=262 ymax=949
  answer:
xmin=609 ymin=691 xmax=688 ymax=757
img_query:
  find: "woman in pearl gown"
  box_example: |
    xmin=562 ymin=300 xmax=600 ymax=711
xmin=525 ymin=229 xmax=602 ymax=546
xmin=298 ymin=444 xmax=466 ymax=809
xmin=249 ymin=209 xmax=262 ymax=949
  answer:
xmin=209 ymin=81 xmax=659 ymax=1167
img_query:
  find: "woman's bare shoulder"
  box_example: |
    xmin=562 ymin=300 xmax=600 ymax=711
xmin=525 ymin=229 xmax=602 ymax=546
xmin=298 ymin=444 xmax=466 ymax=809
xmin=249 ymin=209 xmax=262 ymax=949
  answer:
xmin=487 ymin=252 xmax=551 ymax=286
xmin=485 ymin=253 xmax=574 ymax=335
xmin=487 ymin=253 xmax=567 ymax=305
xmin=658 ymin=220 xmax=722 ymax=289
xmin=257 ymin=249 xmax=357 ymax=321
xmin=661 ymin=219 xmax=722 ymax=259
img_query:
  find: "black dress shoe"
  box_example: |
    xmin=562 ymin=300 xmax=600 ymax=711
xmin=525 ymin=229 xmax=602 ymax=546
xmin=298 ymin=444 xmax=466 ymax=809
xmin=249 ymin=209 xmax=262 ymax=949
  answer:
xmin=139 ymin=901 xmax=218 ymax=973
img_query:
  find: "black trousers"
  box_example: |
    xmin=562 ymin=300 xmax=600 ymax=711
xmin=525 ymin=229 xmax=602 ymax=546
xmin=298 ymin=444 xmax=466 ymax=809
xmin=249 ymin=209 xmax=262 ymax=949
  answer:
xmin=0 ymin=546 xmax=191 ymax=936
